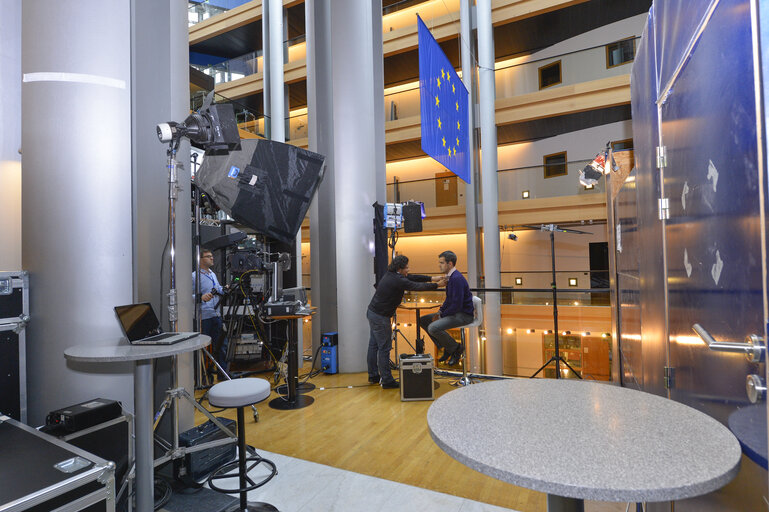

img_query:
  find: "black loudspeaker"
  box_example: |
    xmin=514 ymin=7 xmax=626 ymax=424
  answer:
xmin=402 ymin=203 xmax=423 ymax=233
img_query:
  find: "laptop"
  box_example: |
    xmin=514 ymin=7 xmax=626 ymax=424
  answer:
xmin=114 ymin=303 xmax=198 ymax=345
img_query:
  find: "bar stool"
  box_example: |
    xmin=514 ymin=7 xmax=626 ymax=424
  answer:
xmin=452 ymin=295 xmax=483 ymax=387
xmin=207 ymin=378 xmax=278 ymax=512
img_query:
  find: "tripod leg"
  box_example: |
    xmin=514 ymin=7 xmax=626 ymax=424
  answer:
xmin=177 ymin=388 xmax=237 ymax=438
xmin=559 ymin=357 xmax=582 ymax=379
xmin=530 ymin=356 xmax=559 ymax=379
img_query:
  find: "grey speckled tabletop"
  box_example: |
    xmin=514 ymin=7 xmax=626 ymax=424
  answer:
xmin=64 ymin=334 xmax=211 ymax=363
xmin=427 ymin=379 xmax=741 ymax=502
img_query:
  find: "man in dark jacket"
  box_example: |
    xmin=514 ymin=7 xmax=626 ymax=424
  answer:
xmin=367 ymin=255 xmax=445 ymax=388
xmin=419 ymin=250 xmax=474 ymax=366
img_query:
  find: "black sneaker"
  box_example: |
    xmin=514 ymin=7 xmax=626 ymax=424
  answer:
xmin=381 ymin=380 xmax=400 ymax=389
xmin=368 ymin=375 xmax=381 ymax=384
xmin=447 ymin=345 xmax=464 ymax=366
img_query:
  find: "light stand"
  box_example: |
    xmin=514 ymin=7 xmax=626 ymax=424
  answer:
xmin=153 ymin=142 xmax=244 ymax=471
xmin=530 ymin=224 xmax=585 ymax=380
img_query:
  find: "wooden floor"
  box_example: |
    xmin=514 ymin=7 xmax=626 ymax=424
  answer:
xmin=194 ymin=367 xmax=625 ymax=512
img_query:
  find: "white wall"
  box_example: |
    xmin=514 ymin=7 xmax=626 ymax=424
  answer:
xmin=0 ymin=0 xmax=22 ymax=271
xmin=496 ymin=14 xmax=648 ymax=97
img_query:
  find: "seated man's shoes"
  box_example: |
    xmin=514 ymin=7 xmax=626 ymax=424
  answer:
xmin=438 ymin=350 xmax=452 ymax=363
xmin=447 ymin=345 xmax=464 ymax=366
xmin=381 ymin=379 xmax=400 ymax=389
xmin=368 ymin=375 xmax=381 ymax=384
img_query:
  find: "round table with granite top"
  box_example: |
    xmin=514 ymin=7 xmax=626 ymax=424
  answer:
xmin=427 ymin=379 xmax=741 ymax=512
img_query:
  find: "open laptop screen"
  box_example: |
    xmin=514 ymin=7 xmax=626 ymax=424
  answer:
xmin=114 ymin=303 xmax=162 ymax=341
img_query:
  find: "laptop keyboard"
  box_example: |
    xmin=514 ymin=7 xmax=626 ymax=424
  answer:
xmin=144 ymin=333 xmax=177 ymax=341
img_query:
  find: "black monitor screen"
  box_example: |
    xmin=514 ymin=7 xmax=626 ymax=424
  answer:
xmin=114 ymin=303 xmax=161 ymax=341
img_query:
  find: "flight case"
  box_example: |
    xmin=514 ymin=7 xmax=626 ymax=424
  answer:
xmin=0 ymin=414 xmax=116 ymax=512
xmin=0 ymin=271 xmax=29 ymax=423
xmin=399 ymin=354 xmax=434 ymax=401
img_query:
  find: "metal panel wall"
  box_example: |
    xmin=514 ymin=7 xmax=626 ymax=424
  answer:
xmin=627 ymin=0 xmax=769 ymax=508
xmin=630 ymin=8 xmax=669 ymax=397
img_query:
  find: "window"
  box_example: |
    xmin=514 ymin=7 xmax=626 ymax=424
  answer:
xmin=538 ymin=60 xmax=562 ymax=89
xmin=611 ymin=138 xmax=634 ymax=152
xmin=606 ymin=39 xmax=636 ymax=68
xmin=543 ymin=151 xmax=567 ymax=179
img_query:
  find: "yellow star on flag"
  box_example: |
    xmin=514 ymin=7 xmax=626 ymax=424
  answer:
xmin=436 ymin=77 xmax=441 ymax=88
xmin=442 ymin=136 xmax=446 ymax=147
xmin=446 ymin=73 xmax=450 ymax=82
xmin=452 ymin=83 xmax=455 ymax=93
xmin=437 ymin=117 xmax=442 ymax=129
xmin=457 ymin=121 xmax=460 ymax=130
xmin=435 ymin=95 xmax=440 ymax=107
xmin=441 ymin=69 xmax=446 ymax=79
xmin=452 ymin=147 xmax=456 ymax=156
xmin=448 ymin=147 xmax=452 ymax=157
xmin=456 ymin=137 xmax=460 ymax=146
xmin=455 ymin=101 xmax=459 ymax=111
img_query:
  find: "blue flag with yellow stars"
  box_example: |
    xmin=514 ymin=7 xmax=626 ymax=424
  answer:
xmin=418 ymin=16 xmax=470 ymax=183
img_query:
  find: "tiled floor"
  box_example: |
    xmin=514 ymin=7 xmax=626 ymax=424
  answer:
xmin=211 ymin=449 xmax=520 ymax=512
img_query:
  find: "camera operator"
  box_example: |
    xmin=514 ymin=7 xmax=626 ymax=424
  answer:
xmin=193 ymin=249 xmax=229 ymax=373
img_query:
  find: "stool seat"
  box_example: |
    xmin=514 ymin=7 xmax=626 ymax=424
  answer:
xmin=209 ymin=378 xmax=271 ymax=408
xmin=466 ymin=295 xmax=483 ymax=327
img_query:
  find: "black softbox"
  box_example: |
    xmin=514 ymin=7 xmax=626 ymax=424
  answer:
xmin=196 ymin=139 xmax=326 ymax=244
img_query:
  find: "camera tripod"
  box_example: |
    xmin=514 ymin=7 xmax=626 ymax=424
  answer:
xmin=529 ymin=224 xmax=585 ymax=379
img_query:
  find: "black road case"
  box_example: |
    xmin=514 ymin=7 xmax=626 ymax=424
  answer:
xmin=0 ymin=414 xmax=116 ymax=512
xmin=399 ymin=354 xmax=434 ymax=401
xmin=0 ymin=271 xmax=28 ymax=423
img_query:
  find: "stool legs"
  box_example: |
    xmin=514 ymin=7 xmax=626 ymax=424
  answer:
xmin=208 ymin=406 xmax=278 ymax=511
xmin=237 ymin=407 xmax=248 ymax=511
xmin=451 ymin=328 xmax=474 ymax=387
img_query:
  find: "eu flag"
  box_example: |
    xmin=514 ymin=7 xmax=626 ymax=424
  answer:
xmin=418 ymin=16 xmax=470 ymax=183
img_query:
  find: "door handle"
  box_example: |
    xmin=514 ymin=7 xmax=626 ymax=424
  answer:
xmin=692 ymin=323 xmax=765 ymax=363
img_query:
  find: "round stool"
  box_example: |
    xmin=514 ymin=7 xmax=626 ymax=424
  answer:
xmin=207 ymin=378 xmax=278 ymax=512
xmin=451 ymin=295 xmax=483 ymax=387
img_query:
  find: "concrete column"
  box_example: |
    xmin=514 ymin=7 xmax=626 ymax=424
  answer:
xmin=0 ymin=0 xmax=21 ymax=271
xmin=306 ymin=0 xmax=338 ymax=362
xmin=328 ymin=0 xmax=385 ymax=372
xmin=460 ymin=0 xmax=482 ymax=372
xmin=477 ymin=0 xmax=502 ymax=374
xmin=22 ymin=0 xmax=135 ymax=424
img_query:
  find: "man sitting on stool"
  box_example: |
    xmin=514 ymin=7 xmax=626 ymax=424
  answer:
xmin=419 ymin=250 xmax=474 ymax=366
xmin=367 ymin=255 xmax=445 ymax=388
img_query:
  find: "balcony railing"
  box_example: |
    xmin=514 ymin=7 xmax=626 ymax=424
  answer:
xmin=387 ymin=158 xmax=603 ymax=207
xmin=198 ymin=35 xmax=307 ymax=86
xmin=383 ymin=37 xmax=640 ymax=121
xmin=188 ymin=0 xmax=250 ymax=27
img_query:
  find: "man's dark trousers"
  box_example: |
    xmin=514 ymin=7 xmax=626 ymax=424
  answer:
xmin=201 ymin=316 xmax=228 ymax=369
xmin=367 ymin=308 xmax=395 ymax=384
xmin=419 ymin=312 xmax=474 ymax=355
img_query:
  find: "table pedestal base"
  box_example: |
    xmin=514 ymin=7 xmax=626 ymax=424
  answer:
xmin=269 ymin=394 xmax=314 ymax=410
xmin=547 ymin=494 xmax=583 ymax=512
xmin=275 ymin=382 xmax=315 ymax=395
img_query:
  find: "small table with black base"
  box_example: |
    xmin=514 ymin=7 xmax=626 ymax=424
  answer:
xmin=268 ymin=312 xmax=315 ymax=411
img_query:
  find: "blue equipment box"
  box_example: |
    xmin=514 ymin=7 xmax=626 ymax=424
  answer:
xmin=321 ymin=345 xmax=338 ymax=374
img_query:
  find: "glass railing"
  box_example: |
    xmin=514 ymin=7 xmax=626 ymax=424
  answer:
xmin=190 ymin=91 xmax=267 ymax=138
xmin=394 ymin=287 xmax=611 ymax=379
xmin=386 ymin=158 xmax=603 ymax=207
xmin=382 ymin=0 xmax=459 ymax=33
xmin=188 ymin=1 xmax=252 ymax=26
xmin=494 ymin=36 xmax=641 ymax=99
xmin=198 ymin=35 xmax=307 ymax=86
